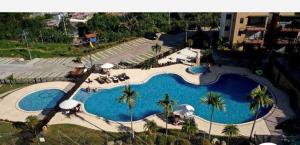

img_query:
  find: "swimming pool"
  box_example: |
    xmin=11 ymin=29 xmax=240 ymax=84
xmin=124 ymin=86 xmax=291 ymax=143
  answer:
xmin=187 ymin=66 xmax=208 ymax=74
xmin=19 ymin=89 xmax=66 ymax=111
xmin=73 ymin=74 xmax=272 ymax=124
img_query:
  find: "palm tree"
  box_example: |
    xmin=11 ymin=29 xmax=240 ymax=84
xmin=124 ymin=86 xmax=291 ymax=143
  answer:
xmin=157 ymin=94 xmax=176 ymax=138
xmin=118 ymin=85 xmax=139 ymax=144
xmin=152 ymin=43 xmax=162 ymax=60
xmin=222 ymin=124 xmax=239 ymax=145
xmin=201 ymin=91 xmax=226 ymax=140
xmin=25 ymin=115 xmax=39 ymax=132
xmin=248 ymin=85 xmax=273 ymax=141
xmin=74 ymin=56 xmax=82 ymax=63
xmin=7 ymin=74 xmax=14 ymax=88
xmin=217 ymin=37 xmax=229 ymax=51
xmin=143 ymin=120 xmax=158 ymax=135
xmin=181 ymin=118 xmax=198 ymax=140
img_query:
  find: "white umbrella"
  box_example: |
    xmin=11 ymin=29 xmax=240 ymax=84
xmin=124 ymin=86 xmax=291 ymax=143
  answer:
xmin=101 ymin=63 xmax=114 ymax=69
xmin=59 ymin=99 xmax=80 ymax=110
xmin=173 ymin=104 xmax=195 ymax=118
xmin=259 ymin=143 xmax=277 ymax=145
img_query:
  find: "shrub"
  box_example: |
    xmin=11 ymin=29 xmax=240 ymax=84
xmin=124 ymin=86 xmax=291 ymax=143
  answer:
xmin=175 ymin=138 xmax=192 ymax=145
xmin=202 ymin=139 xmax=212 ymax=145
xmin=156 ymin=135 xmax=176 ymax=145
xmin=135 ymin=134 xmax=156 ymax=145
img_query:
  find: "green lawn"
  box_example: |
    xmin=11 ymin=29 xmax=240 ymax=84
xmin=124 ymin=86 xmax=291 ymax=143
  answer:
xmin=0 ymin=37 xmax=137 ymax=59
xmin=0 ymin=121 xmax=248 ymax=145
xmin=0 ymin=84 xmax=28 ymax=97
xmin=0 ymin=121 xmax=22 ymax=145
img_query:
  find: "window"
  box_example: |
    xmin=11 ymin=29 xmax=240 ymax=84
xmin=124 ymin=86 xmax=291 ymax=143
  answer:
xmin=226 ymin=14 xmax=232 ymax=20
xmin=225 ymin=26 xmax=230 ymax=31
xmin=238 ymin=31 xmax=243 ymax=36
xmin=247 ymin=17 xmax=266 ymax=27
xmin=240 ymin=18 xmax=244 ymax=24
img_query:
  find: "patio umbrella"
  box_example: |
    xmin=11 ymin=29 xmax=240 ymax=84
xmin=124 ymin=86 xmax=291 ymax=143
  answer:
xmin=101 ymin=63 xmax=114 ymax=69
xmin=259 ymin=143 xmax=277 ymax=145
xmin=59 ymin=99 xmax=80 ymax=110
xmin=173 ymin=104 xmax=195 ymax=118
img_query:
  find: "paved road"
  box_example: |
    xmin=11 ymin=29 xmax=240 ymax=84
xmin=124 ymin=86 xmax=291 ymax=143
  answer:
xmin=0 ymin=32 xmax=193 ymax=80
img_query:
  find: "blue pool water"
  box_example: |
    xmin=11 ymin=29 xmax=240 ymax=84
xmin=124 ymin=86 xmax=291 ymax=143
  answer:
xmin=73 ymin=74 xmax=272 ymax=124
xmin=188 ymin=66 xmax=208 ymax=74
xmin=19 ymin=89 xmax=66 ymax=111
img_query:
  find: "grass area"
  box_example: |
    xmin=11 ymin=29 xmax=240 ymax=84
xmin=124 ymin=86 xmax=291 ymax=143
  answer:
xmin=0 ymin=122 xmax=249 ymax=145
xmin=0 ymin=121 xmax=22 ymax=145
xmin=0 ymin=37 xmax=137 ymax=59
xmin=0 ymin=84 xmax=28 ymax=96
xmin=33 ymin=124 xmax=127 ymax=145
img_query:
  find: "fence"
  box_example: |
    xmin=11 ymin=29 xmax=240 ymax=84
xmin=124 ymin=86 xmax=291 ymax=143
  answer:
xmin=0 ymin=76 xmax=74 ymax=85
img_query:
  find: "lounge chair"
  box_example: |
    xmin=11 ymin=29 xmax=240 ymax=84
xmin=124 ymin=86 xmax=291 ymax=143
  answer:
xmin=96 ymin=77 xmax=105 ymax=84
xmin=117 ymin=74 xmax=125 ymax=81
xmin=121 ymin=73 xmax=130 ymax=79
xmin=86 ymin=78 xmax=93 ymax=83
xmin=111 ymin=76 xmax=119 ymax=83
xmin=103 ymin=76 xmax=112 ymax=83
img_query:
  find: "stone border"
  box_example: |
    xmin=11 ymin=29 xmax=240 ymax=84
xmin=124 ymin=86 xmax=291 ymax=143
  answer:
xmin=74 ymin=71 xmax=276 ymax=126
xmin=15 ymin=88 xmax=67 ymax=113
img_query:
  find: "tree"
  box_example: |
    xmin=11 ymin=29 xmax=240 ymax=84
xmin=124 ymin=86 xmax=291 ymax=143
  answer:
xmin=7 ymin=74 xmax=15 ymax=88
xmin=222 ymin=124 xmax=239 ymax=145
xmin=187 ymin=39 xmax=193 ymax=48
xmin=157 ymin=94 xmax=176 ymax=139
xmin=25 ymin=115 xmax=39 ymax=132
xmin=117 ymin=85 xmax=139 ymax=144
xmin=200 ymin=91 xmax=226 ymax=140
xmin=144 ymin=120 xmax=158 ymax=135
xmin=248 ymin=85 xmax=273 ymax=141
xmin=181 ymin=118 xmax=198 ymax=140
xmin=152 ymin=43 xmax=162 ymax=59
xmin=217 ymin=37 xmax=229 ymax=51
xmin=74 ymin=56 xmax=82 ymax=63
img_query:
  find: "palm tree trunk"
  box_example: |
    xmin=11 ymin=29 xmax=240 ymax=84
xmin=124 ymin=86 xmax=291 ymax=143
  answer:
xmin=228 ymin=136 xmax=230 ymax=145
xmin=188 ymin=119 xmax=191 ymax=140
xmin=130 ymin=110 xmax=134 ymax=144
xmin=165 ymin=110 xmax=168 ymax=137
xmin=208 ymin=107 xmax=214 ymax=140
xmin=249 ymin=110 xmax=259 ymax=141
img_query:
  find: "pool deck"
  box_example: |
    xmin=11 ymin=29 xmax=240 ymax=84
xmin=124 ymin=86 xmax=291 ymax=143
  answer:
xmin=0 ymin=64 xmax=294 ymax=138
xmin=48 ymin=64 xmax=295 ymax=137
xmin=0 ymin=81 xmax=74 ymax=122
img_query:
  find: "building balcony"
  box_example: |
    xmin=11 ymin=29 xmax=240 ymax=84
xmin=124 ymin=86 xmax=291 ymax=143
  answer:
xmin=276 ymin=38 xmax=299 ymax=45
xmin=240 ymin=26 xmax=266 ymax=31
xmin=244 ymin=38 xmax=264 ymax=44
xmin=245 ymin=26 xmax=266 ymax=31
xmin=280 ymin=27 xmax=300 ymax=32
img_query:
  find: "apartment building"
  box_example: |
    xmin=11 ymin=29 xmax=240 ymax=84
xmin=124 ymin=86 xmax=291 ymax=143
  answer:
xmin=219 ymin=12 xmax=300 ymax=51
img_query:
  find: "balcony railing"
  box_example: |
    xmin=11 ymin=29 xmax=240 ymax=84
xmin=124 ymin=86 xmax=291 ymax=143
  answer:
xmin=245 ymin=26 xmax=266 ymax=31
xmin=280 ymin=27 xmax=300 ymax=32
xmin=244 ymin=38 xmax=264 ymax=44
xmin=276 ymin=38 xmax=299 ymax=45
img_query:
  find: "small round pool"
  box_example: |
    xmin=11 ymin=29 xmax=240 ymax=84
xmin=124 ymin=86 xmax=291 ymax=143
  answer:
xmin=18 ymin=89 xmax=66 ymax=111
xmin=187 ymin=66 xmax=208 ymax=74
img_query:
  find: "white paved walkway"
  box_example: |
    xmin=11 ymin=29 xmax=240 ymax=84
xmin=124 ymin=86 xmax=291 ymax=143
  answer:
xmin=0 ymin=81 xmax=74 ymax=122
xmin=48 ymin=64 xmax=294 ymax=137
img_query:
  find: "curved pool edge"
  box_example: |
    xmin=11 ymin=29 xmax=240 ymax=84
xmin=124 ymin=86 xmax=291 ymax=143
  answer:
xmin=16 ymin=87 xmax=68 ymax=113
xmin=78 ymin=71 xmax=276 ymax=126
